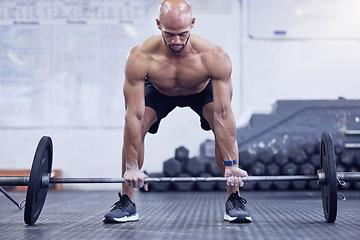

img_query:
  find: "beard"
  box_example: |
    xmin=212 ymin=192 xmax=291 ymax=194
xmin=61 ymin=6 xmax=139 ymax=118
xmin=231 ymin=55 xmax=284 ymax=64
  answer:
xmin=162 ymin=34 xmax=191 ymax=53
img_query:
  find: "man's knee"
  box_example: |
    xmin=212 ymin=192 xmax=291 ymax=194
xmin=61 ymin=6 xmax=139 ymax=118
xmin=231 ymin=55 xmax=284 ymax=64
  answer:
xmin=142 ymin=107 xmax=158 ymax=135
xmin=202 ymin=102 xmax=214 ymax=128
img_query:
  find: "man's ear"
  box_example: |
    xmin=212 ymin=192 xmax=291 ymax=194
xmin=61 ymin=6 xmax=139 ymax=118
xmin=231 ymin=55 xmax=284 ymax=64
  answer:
xmin=191 ymin=17 xmax=196 ymax=28
xmin=156 ymin=18 xmax=162 ymax=30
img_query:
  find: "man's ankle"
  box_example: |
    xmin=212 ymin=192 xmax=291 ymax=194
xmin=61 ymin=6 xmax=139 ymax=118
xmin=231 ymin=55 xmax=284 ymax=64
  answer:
xmin=226 ymin=190 xmax=240 ymax=198
xmin=121 ymin=192 xmax=135 ymax=203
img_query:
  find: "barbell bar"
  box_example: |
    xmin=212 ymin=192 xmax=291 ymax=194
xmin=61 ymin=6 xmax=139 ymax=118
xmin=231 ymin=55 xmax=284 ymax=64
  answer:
xmin=1 ymin=172 xmax=359 ymax=186
xmin=0 ymin=132 xmax=358 ymax=225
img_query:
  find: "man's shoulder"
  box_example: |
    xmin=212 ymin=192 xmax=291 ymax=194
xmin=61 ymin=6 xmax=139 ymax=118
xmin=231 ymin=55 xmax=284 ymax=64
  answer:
xmin=191 ymin=35 xmax=224 ymax=54
xmin=191 ymin=36 xmax=231 ymax=78
xmin=190 ymin=35 xmax=228 ymax=68
xmin=129 ymin=35 xmax=162 ymax=57
xmin=125 ymin=36 xmax=162 ymax=78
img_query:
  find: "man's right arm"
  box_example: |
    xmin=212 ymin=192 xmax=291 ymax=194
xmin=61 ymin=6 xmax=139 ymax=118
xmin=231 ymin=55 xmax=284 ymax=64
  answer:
xmin=122 ymin=47 xmax=148 ymax=189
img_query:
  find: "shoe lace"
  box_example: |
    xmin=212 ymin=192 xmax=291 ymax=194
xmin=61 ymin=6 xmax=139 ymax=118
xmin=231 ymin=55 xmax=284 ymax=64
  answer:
xmin=229 ymin=194 xmax=247 ymax=211
xmin=111 ymin=195 xmax=128 ymax=211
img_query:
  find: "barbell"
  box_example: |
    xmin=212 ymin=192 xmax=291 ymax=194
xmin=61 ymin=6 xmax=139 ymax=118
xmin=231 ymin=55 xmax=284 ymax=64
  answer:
xmin=0 ymin=132 xmax=359 ymax=225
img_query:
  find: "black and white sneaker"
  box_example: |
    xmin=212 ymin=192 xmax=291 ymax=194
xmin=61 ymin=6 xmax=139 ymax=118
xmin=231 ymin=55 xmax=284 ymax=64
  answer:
xmin=224 ymin=192 xmax=252 ymax=223
xmin=103 ymin=193 xmax=139 ymax=223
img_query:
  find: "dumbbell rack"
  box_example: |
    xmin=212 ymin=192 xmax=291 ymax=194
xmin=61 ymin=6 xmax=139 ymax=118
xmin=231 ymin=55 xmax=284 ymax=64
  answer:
xmin=344 ymin=130 xmax=360 ymax=149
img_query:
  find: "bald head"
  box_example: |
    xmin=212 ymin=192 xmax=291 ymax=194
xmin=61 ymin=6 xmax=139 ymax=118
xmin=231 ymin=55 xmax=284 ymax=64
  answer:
xmin=158 ymin=0 xmax=193 ymax=27
xmin=156 ymin=0 xmax=195 ymax=53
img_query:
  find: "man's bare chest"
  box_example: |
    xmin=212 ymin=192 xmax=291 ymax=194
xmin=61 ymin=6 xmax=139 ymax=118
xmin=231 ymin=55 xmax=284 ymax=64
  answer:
xmin=147 ymin=55 xmax=210 ymax=94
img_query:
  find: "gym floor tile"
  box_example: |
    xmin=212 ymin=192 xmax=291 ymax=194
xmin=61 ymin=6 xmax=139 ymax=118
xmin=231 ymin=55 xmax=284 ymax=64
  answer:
xmin=1 ymin=190 xmax=359 ymax=240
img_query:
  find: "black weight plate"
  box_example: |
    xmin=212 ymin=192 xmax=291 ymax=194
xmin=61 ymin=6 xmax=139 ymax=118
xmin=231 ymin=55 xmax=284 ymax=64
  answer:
xmin=320 ymin=132 xmax=337 ymax=223
xmin=24 ymin=136 xmax=53 ymax=225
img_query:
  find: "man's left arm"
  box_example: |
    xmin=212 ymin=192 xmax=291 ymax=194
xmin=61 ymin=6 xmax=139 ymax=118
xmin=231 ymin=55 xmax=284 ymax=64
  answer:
xmin=205 ymin=47 xmax=248 ymax=186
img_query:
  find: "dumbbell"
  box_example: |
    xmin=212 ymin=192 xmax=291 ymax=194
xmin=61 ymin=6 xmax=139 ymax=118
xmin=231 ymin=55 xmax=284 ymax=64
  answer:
xmin=195 ymin=173 xmax=216 ymax=191
xmin=184 ymin=157 xmax=206 ymax=177
xmin=289 ymin=150 xmax=308 ymax=165
xmin=340 ymin=152 xmax=354 ymax=167
xmin=255 ymin=150 xmax=273 ymax=165
xmin=163 ymin=158 xmax=183 ymax=177
xmin=146 ymin=172 xmax=171 ymax=192
xmin=282 ymin=162 xmax=298 ymax=175
xmin=172 ymin=173 xmax=194 ymax=191
xmin=175 ymin=146 xmax=189 ymax=161
xmin=273 ymin=151 xmax=289 ymax=166
xmin=239 ymin=150 xmax=255 ymax=169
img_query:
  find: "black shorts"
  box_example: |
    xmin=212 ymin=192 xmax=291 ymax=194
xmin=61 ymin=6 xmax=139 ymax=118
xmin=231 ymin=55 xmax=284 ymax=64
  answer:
xmin=145 ymin=78 xmax=213 ymax=134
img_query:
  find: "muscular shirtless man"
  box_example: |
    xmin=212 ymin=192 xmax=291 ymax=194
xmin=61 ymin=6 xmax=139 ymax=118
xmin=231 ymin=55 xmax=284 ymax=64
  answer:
xmin=103 ymin=0 xmax=251 ymax=223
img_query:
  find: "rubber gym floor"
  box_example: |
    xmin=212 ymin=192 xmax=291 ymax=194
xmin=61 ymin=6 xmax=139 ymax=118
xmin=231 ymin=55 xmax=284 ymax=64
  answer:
xmin=0 ymin=190 xmax=359 ymax=240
